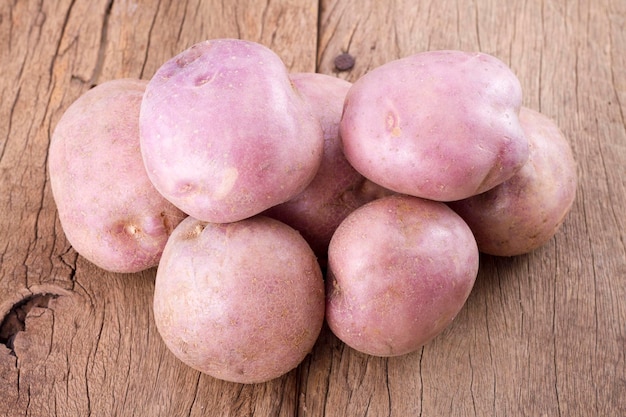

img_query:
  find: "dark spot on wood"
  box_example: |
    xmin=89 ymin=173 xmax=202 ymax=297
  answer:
xmin=334 ymin=53 xmax=355 ymax=71
xmin=0 ymin=294 xmax=60 ymax=356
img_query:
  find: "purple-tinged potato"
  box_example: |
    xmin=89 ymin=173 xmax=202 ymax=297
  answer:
xmin=340 ymin=50 xmax=529 ymax=202
xmin=448 ymin=107 xmax=577 ymax=256
xmin=49 ymin=79 xmax=187 ymax=274
xmin=264 ymin=72 xmax=393 ymax=259
xmin=140 ymin=39 xmax=324 ymax=223
xmin=153 ymin=215 xmax=325 ymax=384
xmin=326 ymin=195 xmax=479 ymax=357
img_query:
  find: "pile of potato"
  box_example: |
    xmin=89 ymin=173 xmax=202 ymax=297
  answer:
xmin=48 ymin=39 xmax=577 ymax=384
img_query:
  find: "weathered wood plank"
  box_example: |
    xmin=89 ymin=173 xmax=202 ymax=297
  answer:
xmin=310 ymin=0 xmax=626 ymax=415
xmin=0 ymin=1 xmax=317 ymax=416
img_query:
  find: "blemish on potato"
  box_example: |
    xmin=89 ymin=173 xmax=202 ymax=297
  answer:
xmin=124 ymin=224 xmax=141 ymax=237
xmin=175 ymin=41 xmax=207 ymax=68
xmin=178 ymin=182 xmax=194 ymax=194
xmin=194 ymin=72 xmax=216 ymax=86
xmin=160 ymin=211 xmax=176 ymax=233
xmin=385 ymin=111 xmax=402 ymax=137
xmin=182 ymin=222 xmax=206 ymax=240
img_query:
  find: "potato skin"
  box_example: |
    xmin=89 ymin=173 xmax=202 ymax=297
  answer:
xmin=326 ymin=195 xmax=479 ymax=357
xmin=140 ymin=39 xmax=324 ymax=223
xmin=49 ymin=79 xmax=186 ymax=273
xmin=264 ymin=72 xmax=393 ymax=259
xmin=340 ymin=50 xmax=529 ymax=202
xmin=448 ymin=107 xmax=577 ymax=256
xmin=153 ymin=216 xmax=325 ymax=384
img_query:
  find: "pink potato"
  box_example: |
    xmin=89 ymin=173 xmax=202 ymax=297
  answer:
xmin=139 ymin=39 xmax=324 ymax=223
xmin=264 ymin=72 xmax=393 ymax=259
xmin=326 ymin=195 xmax=479 ymax=357
xmin=448 ymin=107 xmax=578 ymax=256
xmin=49 ymin=79 xmax=186 ymax=273
xmin=153 ymin=215 xmax=325 ymax=384
xmin=340 ymin=50 xmax=529 ymax=202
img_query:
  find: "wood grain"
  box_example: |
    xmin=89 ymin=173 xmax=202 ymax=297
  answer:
xmin=1 ymin=0 xmax=624 ymax=416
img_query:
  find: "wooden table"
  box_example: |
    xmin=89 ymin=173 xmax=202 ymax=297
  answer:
xmin=1 ymin=0 xmax=624 ymax=415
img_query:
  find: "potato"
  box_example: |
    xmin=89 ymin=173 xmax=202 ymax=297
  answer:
xmin=340 ymin=50 xmax=529 ymax=202
xmin=49 ymin=79 xmax=186 ymax=273
xmin=139 ymin=39 xmax=324 ymax=223
xmin=326 ymin=195 xmax=479 ymax=357
xmin=448 ymin=107 xmax=577 ymax=256
xmin=264 ymin=72 xmax=393 ymax=259
xmin=153 ymin=215 xmax=325 ymax=384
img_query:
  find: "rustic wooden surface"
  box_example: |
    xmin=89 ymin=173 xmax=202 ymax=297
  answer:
xmin=1 ymin=0 xmax=625 ymax=415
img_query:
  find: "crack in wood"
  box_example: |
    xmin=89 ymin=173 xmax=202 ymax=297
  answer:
xmin=90 ymin=0 xmax=114 ymax=85
xmin=186 ymin=372 xmax=202 ymax=417
xmin=0 ymin=293 xmax=60 ymax=357
xmin=139 ymin=0 xmax=162 ymax=79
